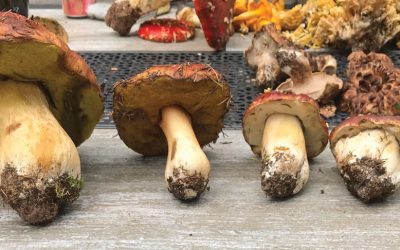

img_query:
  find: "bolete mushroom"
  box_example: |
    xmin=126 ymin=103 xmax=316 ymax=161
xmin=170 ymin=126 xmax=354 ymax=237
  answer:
xmin=0 ymin=12 xmax=104 ymax=224
xmin=113 ymin=63 xmax=231 ymax=200
xmin=243 ymin=91 xmax=328 ymax=198
xmin=137 ymin=18 xmax=195 ymax=43
xmin=330 ymin=116 xmax=400 ymax=202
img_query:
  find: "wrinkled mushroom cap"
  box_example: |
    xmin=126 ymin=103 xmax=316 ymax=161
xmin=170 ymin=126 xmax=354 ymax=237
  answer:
xmin=0 ymin=12 xmax=104 ymax=146
xmin=243 ymin=91 xmax=329 ymax=158
xmin=113 ymin=63 xmax=231 ymax=156
xmin=330 ymin=116 xmax=400 ymax=149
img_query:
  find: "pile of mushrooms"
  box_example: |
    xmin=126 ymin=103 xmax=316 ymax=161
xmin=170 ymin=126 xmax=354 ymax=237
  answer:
xmin=0 ymin=12 xmax=104 ymax=224
xmin=330 ymin=116 xmax=400 ymax=202
xmin=113 ymin=63 xmax=231 ymax=200
xmin=340 ymin=51 xmax=400 ymax=116
xmin=245 ymin=24 xmax=343 ymax=117
xmin=243 ymin=91 xmax=328 ymax=198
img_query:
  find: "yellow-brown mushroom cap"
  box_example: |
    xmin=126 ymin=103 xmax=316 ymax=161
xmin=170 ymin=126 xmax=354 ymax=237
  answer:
xmin=112 ymin=63 xmax=232 ymax=156
xmin=0 ymin=12 xmax=104 ymax=146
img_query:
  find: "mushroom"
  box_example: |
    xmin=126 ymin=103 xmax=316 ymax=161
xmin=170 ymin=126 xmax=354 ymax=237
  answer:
xmin=113 ymin=64 xmax=231 ymax=200
xmin=243 ymin=91 xmax=329 ymax=198
xmin=193 ymin=0 xmax=235 ymax=50
xmin=330 ymin=116 xmax=400 ymax=202
xmin=105 ymin=0 xmax=171 ymax=36
xmin=137 ymin=18 xmax=195 ymax=43
xmin=31 ymin=16 xmax=69 ymax=43
xmin=0 ymin=12 xmax=104 ymax=224
xmin=340 ymin=51 xmax=400 ymax=116
xmin=176 ymin=7 xmax=201 ymax=28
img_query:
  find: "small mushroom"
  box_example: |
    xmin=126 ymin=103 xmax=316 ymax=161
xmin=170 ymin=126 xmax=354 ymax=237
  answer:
xmin=176 ymin=7 xmax=201 ymax=28
xmin=194 ymin=0 xmax=235 ymax=50
xmin=243 ymin=91 xmax=328 ymax=198
xmin=113 ymin=64 xmax=231 ymax=200
xmin=0 ymin=12 xmax=104 ymax=224
xmin=340 ymin=51 xmax=400 ymax=116
xmin=137 ymin=18 xmax=195 ymax=43
xmin=330 ymin=116 xmax=400 ymax=202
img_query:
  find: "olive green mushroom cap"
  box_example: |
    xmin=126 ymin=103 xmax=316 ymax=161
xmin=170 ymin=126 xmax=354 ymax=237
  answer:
xmin=0 ymin=12 xmax=104 ymax=145
xmin=113 ymin=63 xmax=232 ymax=156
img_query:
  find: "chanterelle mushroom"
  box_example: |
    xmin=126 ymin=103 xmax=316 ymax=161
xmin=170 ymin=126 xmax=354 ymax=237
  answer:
xmin=330 ymin=116 xmax=400 ymax=202
xmin=340 ymin=51 xmax=400 ymax=116
xmin=113 ymin=64 xmax=231 ymax=200
xmin=243 ymin=91 xmax=328 ymax=198
xmin=0 ymin=12 xmax=104 ymax=224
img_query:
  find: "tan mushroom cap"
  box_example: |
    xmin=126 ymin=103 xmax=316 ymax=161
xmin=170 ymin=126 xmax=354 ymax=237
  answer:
xmin=330 ymin=115 xmax=400 ymax=149
xmin=0 ymin=12 xmax=104 ymax=146
xmin=243 ymin=91 xmax=329 ymax=158
xmin=113 ymin=63 xmax=231 ymax=156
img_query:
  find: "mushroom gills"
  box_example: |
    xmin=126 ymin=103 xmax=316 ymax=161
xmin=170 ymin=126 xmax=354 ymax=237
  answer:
xmin=261 ymin=114 xmax=309 ymax=198
xmin=333 ymin=129 xmax=400 ymax=201
xmin=0 ymin=80 xmax=81 ymax=225
xmin=159 ymin=106 xmax=210 ymax=200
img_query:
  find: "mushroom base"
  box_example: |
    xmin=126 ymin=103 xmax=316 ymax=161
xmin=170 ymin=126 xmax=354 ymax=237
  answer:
xmin=0 ymin=166 xmax=82 ymax=225
xmin=167 ymin=169 xmax=208 ymax=201
xmin=340 ymin=157 xmax=396 ymax=202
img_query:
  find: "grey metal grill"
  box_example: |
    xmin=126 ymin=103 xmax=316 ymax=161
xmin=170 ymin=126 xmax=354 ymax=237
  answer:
xmin=78 ymin=51 xmax=400 ymax=129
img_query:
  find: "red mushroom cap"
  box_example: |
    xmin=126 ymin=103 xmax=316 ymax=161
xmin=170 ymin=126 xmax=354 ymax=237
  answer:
xmin=137 ymin=18 xmax=195 ymax=43
xmin=243 ymin=91 xmax=329 ymax=158
xmin=194 ymin=0 xmax=235 ymax=50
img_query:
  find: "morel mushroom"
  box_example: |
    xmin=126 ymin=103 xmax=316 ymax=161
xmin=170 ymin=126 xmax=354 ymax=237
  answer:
xmin=194 ymin=0 xmax=235 ymax=50
xmin=330 ymin=116 xmax=400 ymax=202
xmin=105 ymin=0 xmax=171 ymax=36
xmin=137 ymin=18 xmax=195 ymax=43
xmin=0 ymin=12 xmax=104 ymax=224
xmin=113 ymin=64 xmax=231 ymax=200
xmin=243 ymin=91 xmax=328 ymax=198
xmin=340 ymin=51 xmax=400 ymax=116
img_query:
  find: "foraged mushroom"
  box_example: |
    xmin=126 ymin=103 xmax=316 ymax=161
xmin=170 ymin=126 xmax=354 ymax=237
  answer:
xmin=194 ymin=0 xmax=235 ymax=50
xmin=113 ymin=64 xmax=231 ymax=200
xmin=0 ymin=12 xmax=104 ymax=224
xmin=137 ymin=19 xmax=195 ymax=43
xmin=176 ymin=7 xmax=201 ymax=28
xmin=330 ymin=116 xmax=400 ymax=202
xmin=340 ymin=51 xmax=400 ymax=116
xmin=105 ymin=0 xmax=171 ymax=36
xmin=243 ymin=91 xmax=328 ymax=198
xmin=31 ymin=16 xmax=69 ymax=43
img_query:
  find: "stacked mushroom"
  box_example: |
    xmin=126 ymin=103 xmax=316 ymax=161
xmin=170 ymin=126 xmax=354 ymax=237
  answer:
xmin=245 ymin=24 xmax=343 ymax=117
xmin=243 ymin=91 xmax=329 ymax=198
xmin=113 ymin=63 xmax=231 ymax=200
xmin=0 ymin=12 xmax=104 ymax=224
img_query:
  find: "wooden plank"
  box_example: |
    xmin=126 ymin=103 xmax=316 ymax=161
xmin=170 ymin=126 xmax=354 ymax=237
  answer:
xmin=1 ymin=129 xmax=400 ymax=249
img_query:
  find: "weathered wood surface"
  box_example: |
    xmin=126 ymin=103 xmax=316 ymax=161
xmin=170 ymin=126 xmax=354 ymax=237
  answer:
xmin=29 ymin=9 xmax=252 ymax=52
xmin=1 ymin=129 xmax=400 ymax=249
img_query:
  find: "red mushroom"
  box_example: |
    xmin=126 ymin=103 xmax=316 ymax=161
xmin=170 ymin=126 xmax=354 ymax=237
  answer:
xmin=137 ymin=19 xmax=195 ymax=43
xmin=194 ymin=0 xmax=235 ymax=50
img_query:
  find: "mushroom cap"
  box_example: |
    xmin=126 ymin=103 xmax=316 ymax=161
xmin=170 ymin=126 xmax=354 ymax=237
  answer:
xmin=0 ymin=12 xmax=104 ymax=146
xmin=137 ymin=18 xmax=195 ymax=43
xmin=330 ymin=115 xmax=400 ymax=149
xmin=112 ymin=63 xmax=231 ymax=156
xmin=243 ymin=91 xmax=329 ymax=158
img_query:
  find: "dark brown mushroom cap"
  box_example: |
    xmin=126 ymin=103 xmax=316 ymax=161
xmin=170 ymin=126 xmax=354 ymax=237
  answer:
xmin=0 ymin=12 xmax=104 ymax=146
xmin=330 ymin=115 xmax=400 ymax=149
xmin=112 ymin=63 xmax=231 ymax=156
xmin=340 ymin=51 xmax=400 ymax=116
xmin=243 ymin=91 xmax=329 ymax=158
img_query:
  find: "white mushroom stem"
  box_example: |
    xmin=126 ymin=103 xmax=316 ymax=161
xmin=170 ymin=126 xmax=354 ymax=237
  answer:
xmin=332 ymin=129 xmax=400 ymax=201
xmin=159 ymin=106 xmax=210 ymax=200
xmin=0 ymin=80 xmax=80 ymax=224
xmin=261 ymin=114 xmax=309 ymax=197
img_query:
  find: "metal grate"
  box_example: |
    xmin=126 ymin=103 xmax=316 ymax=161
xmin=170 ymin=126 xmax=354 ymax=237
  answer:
xmin=79 ymin=51 xmax=400 ymax=129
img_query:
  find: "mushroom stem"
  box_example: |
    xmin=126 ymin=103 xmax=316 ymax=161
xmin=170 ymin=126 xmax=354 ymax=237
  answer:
xmin=159 ymin=106 xmax=210 ymax=200
xmin=0 ymin=80 xmax=81 ymax=225
xmin=332 ymin=129 xmax=400 ymax=201
xmin=261 ymin=114 xmax=309 ymax=198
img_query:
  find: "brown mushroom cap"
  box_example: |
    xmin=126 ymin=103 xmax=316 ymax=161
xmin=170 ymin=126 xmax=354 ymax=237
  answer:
xmin=243 ymin=91 xmax=329 ymax=158
xmin=112 ymin=63 xmax=231 ymax=156
xmin=330 ymin=115 xmax=400 ymax=149
xmin=0 ymin=12 xmax=104 ymax=146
